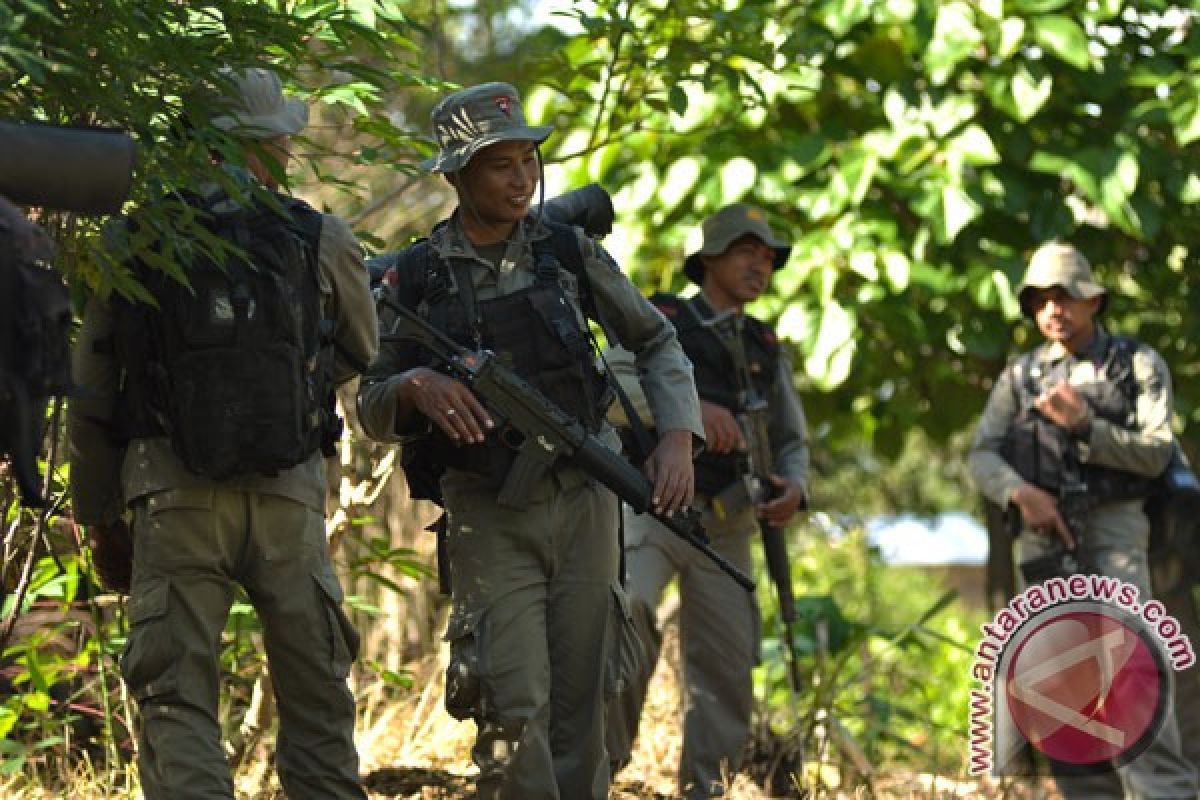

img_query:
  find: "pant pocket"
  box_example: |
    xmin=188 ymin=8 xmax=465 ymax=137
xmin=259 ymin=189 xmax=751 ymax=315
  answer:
xmin=313 ymin=568 xmax=361 ymax=681
xmin=606 ymin=582 xmax=646 ymax=700
xmin=120 ymin=578 xmax=179 ymax=702
xmin=443 ymin=604 xmax=487 ymax=721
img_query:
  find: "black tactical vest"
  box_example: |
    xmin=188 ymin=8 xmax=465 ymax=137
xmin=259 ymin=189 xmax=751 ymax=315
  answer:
xmin=383 ymin=222 xmax=609 ymax=498
xmin=112 ymin=191 xmax=339 ymax=479
xmin=652 ymin=293 xmax=780 ymax=496
xmin=1001 ymin=334 xmax=1154 ymax=501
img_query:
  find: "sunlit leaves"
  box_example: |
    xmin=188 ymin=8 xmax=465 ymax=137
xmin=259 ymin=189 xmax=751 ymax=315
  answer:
xmin=1032 ymin=15 xmax=1091 ymax=70
xmin=925 ymin=3 xmax=983 ymax=86
xmin=1010 ymin=63 xmax=1054 ymax=120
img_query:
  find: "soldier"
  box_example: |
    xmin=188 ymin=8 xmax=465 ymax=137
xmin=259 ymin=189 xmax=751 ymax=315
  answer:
xmin=356 ymin=82 xmax=703 ymax=800
xmin=605 ymin=203 xmax=811 ymax=799
xmin=967 ymin=241 xmax=1197 ymax=799
xmin=68 ymin=67 xmax=377 ymax=799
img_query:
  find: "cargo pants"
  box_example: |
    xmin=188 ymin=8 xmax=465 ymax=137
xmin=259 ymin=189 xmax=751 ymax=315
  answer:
xmin=441 ymin=470 xmax=619 ymax=800
xmin=605 ymin=502 xmax=760 ymax=799
xmin=1015 ymin=499 xmax=1198 ymax=800
xmin=122 ymin=487 xmax=366 ymax=800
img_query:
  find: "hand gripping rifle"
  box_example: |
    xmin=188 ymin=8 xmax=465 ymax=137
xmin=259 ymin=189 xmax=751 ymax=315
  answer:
xmin=380 ymin=300 xmax=755 ymax=591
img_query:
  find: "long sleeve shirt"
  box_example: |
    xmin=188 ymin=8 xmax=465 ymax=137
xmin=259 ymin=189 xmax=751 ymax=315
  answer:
xmin=968 ymin=327 xmax=1174 ymax=509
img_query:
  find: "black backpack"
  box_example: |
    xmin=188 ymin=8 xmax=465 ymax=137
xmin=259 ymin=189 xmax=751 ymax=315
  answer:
xmin=113 ymin=190 xmax=339 ymax=479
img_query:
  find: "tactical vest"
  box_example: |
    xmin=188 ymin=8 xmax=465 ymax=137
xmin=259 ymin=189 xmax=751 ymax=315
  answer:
xmin=112 ymin=190 xmax=340 ymax=479
xmin=1000 ymin=335 xmax=1154 ymax=501
xmin=651 ymin=293 xmax=780 ymax=497
xmin=381 ymin=221 xmax=609 ymax=502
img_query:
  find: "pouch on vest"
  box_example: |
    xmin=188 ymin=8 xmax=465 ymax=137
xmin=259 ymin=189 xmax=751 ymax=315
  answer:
xmin=114 ymin=191 xmax=337 ymax=479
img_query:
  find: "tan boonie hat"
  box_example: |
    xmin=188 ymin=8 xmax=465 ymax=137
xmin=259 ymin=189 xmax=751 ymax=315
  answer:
xmin=210 ymin=68 xmax=308 ymax=140
xmin=1017 ymin=241 xmax=1107 ymax=318
xmin=684 ymin=203 xmax=792 ymax=284
xmin=421 ymin=82 xmax=552 ymax=173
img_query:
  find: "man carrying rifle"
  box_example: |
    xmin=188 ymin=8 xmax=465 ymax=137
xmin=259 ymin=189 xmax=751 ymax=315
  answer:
xmin=967 ymin=241 xmax=1196 ymax=799
xmin=356 ymin=82 xmax=702 ymax=800
xmin=606 ymin=203 xmax=810 ymax=799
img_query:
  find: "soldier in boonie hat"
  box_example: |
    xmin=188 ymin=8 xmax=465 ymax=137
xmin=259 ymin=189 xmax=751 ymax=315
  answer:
xmin=683 ymin=202 xmax=791 ymax=284
xmin=421 ymin=81 xmax=552 ymax=173
xmin=1017 ymin=241 xmax=1107 ymax=319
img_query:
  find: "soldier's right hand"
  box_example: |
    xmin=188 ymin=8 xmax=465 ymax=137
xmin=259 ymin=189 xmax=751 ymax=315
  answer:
xmin=1010 ymin=483 xmax=1075 ymax=550
xmin=402 ymin=367 xmax=493 ymax=444
xmin=699 ymin=400 xmax=745 ymax=454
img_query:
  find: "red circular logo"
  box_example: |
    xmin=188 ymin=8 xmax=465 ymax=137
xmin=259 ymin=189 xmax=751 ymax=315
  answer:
xmin=1005 ymin=610 xmax=1165 ymax=766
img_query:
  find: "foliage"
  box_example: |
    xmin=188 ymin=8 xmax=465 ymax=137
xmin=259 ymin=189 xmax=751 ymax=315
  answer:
xmin=753 ymin=523 xmax=986 ymax=785
xmin=531 ymin=0 xmax=1200 ymax=459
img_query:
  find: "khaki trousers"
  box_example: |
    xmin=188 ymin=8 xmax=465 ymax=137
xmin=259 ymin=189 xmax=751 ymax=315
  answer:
xmin=606 ymin=503 xmax=760 ymax=799
xmin=123 ymin=487 xmax=365 ymax=800
xmin=442 ymin=474 xmax=619 ymax=800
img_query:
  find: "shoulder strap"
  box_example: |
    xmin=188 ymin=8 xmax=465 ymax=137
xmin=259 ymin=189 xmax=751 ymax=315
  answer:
xmin=1106 ymin=334 xmax=1141 ymax=413
xmin=539 ymin=222 xmax=659 ymax=462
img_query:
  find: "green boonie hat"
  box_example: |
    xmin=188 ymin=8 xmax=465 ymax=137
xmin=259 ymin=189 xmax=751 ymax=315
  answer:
xmin=421 ymin=82 xmax=552 ymax=173
xmin=1017 ymin=241 xmax=1108 ymax=318
xmin=683 ymin=203 xmax=792 ymax=284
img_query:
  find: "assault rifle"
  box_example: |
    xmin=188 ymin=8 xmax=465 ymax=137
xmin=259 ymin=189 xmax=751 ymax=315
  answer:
xmin=739 ymin=396 xmax=805 ymax=690
xmin=379 ymin=299 xmax=755 ymax=592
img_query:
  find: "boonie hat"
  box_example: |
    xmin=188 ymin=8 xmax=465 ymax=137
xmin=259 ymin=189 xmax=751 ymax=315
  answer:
xmin=683 ymin=203 xmax=791 ymax=284
xmin=421 ymin=82 xmax=552 ymax=174
xmin=210 ymin=67 xmax=308 ymax=140
xmin=1017 ymin=241 xmax=1107 ymax=318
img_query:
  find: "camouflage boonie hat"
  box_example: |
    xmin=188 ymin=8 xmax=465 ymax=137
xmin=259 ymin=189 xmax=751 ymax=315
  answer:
xmin=683 ymin=203 xmax=791 ymax=284
xmin=1018 ymin=241 xmax=1107 ymax=318
xmin=421 ymin=82 xmax=552 ymax=173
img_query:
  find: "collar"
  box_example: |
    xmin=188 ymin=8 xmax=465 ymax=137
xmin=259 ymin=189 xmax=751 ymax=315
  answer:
xmin=693 ymin=291 xmax=742 ymax=326
xmin=429 ymin=212 xmax=551 ymax=261
xmin=1041 ymin=325 xmax=1111 ymax=364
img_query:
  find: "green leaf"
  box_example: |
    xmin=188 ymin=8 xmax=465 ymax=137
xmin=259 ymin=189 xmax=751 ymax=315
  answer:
xmin=1011 ymin=63 xmax=1053 ymax=121
xmin=804 ymin=300 xmax=857 ymax=390
xmin=668 ymin=84 xmax=688 ymax=116
xmin=924 ymin=2 xmax=983 ymax=86
xmin=996 ymin=18 xmax=1026 ymax=61
xmin=940 ymin=185 xmax=981 ymax=242
xmin=1033 ymin=15 xmax=1091 ymax=71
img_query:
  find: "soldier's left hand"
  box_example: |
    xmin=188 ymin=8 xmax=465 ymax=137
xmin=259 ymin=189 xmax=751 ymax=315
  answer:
xmin=757 ymin=474 xmax=806 ymax=528
xmin=1035 ymin=383 xmax=1091 ymax=432
xmin=643 ymin=428 xmax=695 ymax=516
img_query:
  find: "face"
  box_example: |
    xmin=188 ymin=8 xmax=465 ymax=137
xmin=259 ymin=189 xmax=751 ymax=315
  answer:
xmin=701 ymin=234 xmax=776 ymax=310
xmin=243 ymin=135 xmax=291 ymax=190
xmin=1027 ymin=285 xmax=1102 ymax=350
xmin=452 ymin=139 xmax=539 ymax=238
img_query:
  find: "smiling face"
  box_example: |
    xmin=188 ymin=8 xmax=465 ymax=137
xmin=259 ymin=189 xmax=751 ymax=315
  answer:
xmin=1027 ymin=285 xmax=1103 ymax=353
xmin=450 ymin=139 xmax=540 ymax=244
xmin=700 ymin=234 xmax=776 ymax=311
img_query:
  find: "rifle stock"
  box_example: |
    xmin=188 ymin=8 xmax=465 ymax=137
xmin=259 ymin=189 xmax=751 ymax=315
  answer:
xmin=380 ymin=299 xmax=755 ymax=591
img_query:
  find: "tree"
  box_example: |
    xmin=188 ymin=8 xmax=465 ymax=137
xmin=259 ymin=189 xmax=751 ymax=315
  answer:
xmin=527 ymin=0 xmax=1200 ymax=466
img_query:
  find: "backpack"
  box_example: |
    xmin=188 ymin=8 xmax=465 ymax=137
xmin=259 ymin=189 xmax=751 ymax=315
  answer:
xmin=113 ymin=190 xmax=339 ymax=479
